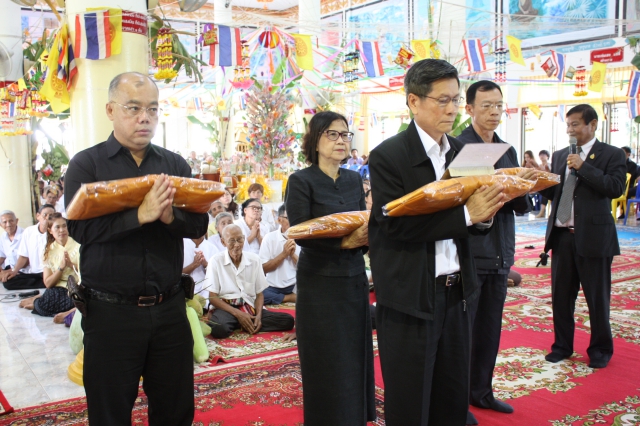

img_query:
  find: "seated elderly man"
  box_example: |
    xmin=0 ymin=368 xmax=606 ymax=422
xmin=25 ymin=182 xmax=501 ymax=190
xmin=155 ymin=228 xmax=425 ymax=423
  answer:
xmin=183 ymin=233 xmax=218 ymax=297
xmin=2 ymin=204 xmax=55 ymax=290
xmin=210 ymin=212 xmax=234 ymax=252
xmin=0 ymin=210 xmax=24 ymax=273
xmin=205 ymin=224 xmax=294 ymax=338
xmin=259 ymin=205 xmax=300 ymax=305
xmin=207 ymin=200 xmax=225 ymax=237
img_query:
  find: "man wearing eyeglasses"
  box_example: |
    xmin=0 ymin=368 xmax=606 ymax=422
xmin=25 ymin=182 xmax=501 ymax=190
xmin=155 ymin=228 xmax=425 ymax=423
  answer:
xmin=369 ymin=60 xmax=507 ymax=425
xmin=65 ymin=72 xmax=208 ymax=425
xmin=456 ymin=81 xmax=535 ymax=424
xmin=205 ymin=224 xmax=295 ymax=337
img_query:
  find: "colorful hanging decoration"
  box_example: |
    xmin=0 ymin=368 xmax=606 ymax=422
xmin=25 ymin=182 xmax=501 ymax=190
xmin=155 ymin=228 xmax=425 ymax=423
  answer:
xmin=540 ymin=57 xmax=556 ymax=78
xmin=494 ymin=48 xmax=507 ymax=83
xmin=154 ymin=27 xmax=178 ymax=80
xmin=573 ymin=66 xmax=587 ymax=96
xmin=343 ymin=51 xmax=360 ymax=91
xmin=258 ymin=29 xmax=281 ymax=49
xmin=611 ymin=107 xmax=619 ymax=132
xmin=231 ymin=43 xmax=253 ymax=90
xmin=393 ymin=45 xmax=413 ymax=69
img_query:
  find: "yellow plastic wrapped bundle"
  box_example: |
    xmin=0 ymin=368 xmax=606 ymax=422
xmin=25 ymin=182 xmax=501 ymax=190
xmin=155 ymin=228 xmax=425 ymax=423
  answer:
xmin=286 ymin=211 xmax=370 ymax=239
xmin=383 ymin=175 xmax=536 ymax=217
xmin=496 ymin=167 xmax=561 ymax=192
xmin=66 ymin=175 xmax=226 ymax=220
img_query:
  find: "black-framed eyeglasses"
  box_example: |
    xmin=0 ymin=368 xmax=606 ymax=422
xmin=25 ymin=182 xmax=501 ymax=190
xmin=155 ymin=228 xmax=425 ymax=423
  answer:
xmin=247 ymin=205 xmax=263 ymax=212
xmin=422 ymin=96 xmax=464 ymax=108
xmin=476 ymin=102 xmax=504 ymax=111
xmin=226 ymin=237 xmax=245 ymax=245
xmin=321 ymin=130 xmax=354 ymax=142
xmin=110 ymin=101 xmax=162 ymax=118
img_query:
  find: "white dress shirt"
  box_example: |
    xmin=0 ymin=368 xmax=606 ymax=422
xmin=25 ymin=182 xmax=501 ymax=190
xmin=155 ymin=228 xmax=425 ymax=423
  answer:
xmin=183 ymin=238 xmax=219 ymax=295
xmin=555 ymin=137 xmax=596 ymax=227
xmin=210 ymin=234 xmax=225 ymax=252
xmin=235 ymin=218 xmax=269 ymax=255
xmin=205 ymin=250 xmax=269 ymax=308
xmin=415 ymin=124 xmax=472 ymax=277
xmin=17 ymin=224 xmax=48 ymax=273
xmin=259 ymin=230 xmax=300 ymax=289
xmin=0 ymin=227 xmax=24 ymax=270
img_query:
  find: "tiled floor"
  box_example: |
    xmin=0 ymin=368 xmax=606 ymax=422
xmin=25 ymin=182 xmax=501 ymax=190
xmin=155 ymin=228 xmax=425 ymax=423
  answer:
xmin=0 ymin=289 xmax=85 ymax=409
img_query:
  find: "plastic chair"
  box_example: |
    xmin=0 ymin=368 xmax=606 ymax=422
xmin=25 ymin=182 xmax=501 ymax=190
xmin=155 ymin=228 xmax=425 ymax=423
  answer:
xmin=359 ymin=164 xmax=370 ymax=180
xmin=348 ymin=164 xmax=360 ymax=171
xmin=623 ymin=182 xmax=640 ymax=225
xmin=611 ymin=173 xmax=631 ymax=220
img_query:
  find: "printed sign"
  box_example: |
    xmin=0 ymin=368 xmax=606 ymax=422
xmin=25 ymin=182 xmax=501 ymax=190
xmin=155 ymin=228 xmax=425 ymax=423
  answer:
xmin=122 ymin=11 xmax=147 ymax=35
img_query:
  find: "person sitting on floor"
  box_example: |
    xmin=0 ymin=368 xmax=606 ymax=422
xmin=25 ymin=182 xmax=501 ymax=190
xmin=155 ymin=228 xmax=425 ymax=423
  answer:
xmin=207 ymin=200 xmax=225 ymax=237
xmin=1 ymin=204 xmax=55 ymax=290
xmin=18 ymin=213 xmax=78 ymax=323
xmin=43 ymin=185 xmax=66 ymax=216
xmin=0 ymin=210 xmax=24 ymax=276
xmin=210 ymin=212 xmax=234 ymax=252
xmin=204 ymin=224 xmax=295 ymax=338
xmin=183 ymin=233 xmax=218 ymax=297
xmin=235 ymin=198 xmax=269 ymax=255
xmin=259 ymin=205 xmax=300 ymax=305
xmin=247 ymin=183 xmax=278 ymax=232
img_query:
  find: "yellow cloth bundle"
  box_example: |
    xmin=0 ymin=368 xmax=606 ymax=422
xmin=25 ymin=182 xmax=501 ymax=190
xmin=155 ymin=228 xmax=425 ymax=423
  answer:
xmin=495 ymin=167 xmax=561 ymax=192
xmin=286 ymin=211 xmax=370 ymax=239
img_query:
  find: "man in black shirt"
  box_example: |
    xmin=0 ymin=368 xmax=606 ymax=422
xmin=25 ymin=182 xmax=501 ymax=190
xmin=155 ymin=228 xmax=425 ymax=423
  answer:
xmin=65 ymin=72 xmax=208 ymax=425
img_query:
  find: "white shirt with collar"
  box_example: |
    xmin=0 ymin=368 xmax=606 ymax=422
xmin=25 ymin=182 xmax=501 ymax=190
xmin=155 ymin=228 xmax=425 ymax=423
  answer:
xmin=0 ymin=227 xmax=24 ymax=270
xmin=16 ymin=224 xmax=48 ymax=273
xmin=259 ymin=230 xmax=301 ymax=289
xmin=555 ymin=137 xmax=596 ymax=228
xmin=204 ymin=250 xmax=269 ymax=308
xmin=235 ymin=218 xmax=269 ymax=255
xmin=183 ymin=238 xmax=220 ymax=295
xmin=210 ymin=234 xmax=225 ymax=252
xmin=415 ymin=124 xmax=472 ymax=277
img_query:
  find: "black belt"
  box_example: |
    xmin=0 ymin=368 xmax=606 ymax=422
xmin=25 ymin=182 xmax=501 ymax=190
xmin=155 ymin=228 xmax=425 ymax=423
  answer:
xmin=86 ymin=282 xmax=182 ymax=307
xmin=555 ymin=226 xmax=575 ymax=234
xmin=436 ymin=273 xmax=461 ymax=286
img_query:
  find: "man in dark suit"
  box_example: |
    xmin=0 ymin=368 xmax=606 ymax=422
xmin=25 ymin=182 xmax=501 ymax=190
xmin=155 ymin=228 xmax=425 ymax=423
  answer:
xmin=369 ymin=59 xmax=506 ymax=425
xmin=457 ymin=80 xmax=534 ymax=425
xmin=621 ymin=147 xmax=638 ymax=213
xmin=539 ymin=104 xmax=626 ymax=369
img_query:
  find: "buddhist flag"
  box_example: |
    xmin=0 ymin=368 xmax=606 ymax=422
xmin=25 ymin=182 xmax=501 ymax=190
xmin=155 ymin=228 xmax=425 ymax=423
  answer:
xmin=87 ymin=7 xmax=122 ymax=55
xmin=292 ymin=34 xmax=313 ymax=70
xmin=528 ymin=104 xmax=542 ymax=119
xmin=411 ymin=39 xmax=431 ymax=60
xmin=40 ymin=40 xmax=71 ymax=113
xmin=627 ymin=71 xmax=640 ymax=98
xmin=74 ymin=10 xmax=112 ymax=59
xmin=506 ymin=35 xmax=525 ymax=66
xmin=462 ymin=39 xmax=486 ymax=72
xmin=210 ymin=25 xmax=242 ymax=67
xmin=588 ymin=61 xmax=606 ymax=92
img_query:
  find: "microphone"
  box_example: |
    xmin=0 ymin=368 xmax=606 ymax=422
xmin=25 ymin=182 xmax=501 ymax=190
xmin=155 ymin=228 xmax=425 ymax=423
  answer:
xmin=569 ymin=136 xmax=577 ymax=176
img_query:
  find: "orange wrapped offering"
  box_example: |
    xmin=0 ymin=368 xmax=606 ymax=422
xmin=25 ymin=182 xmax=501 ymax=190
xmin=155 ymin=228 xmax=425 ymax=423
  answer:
xmin=383 ymin=175 xmax=535 ymax=217
xmin=286 ymin=211 xmax=370 ymax=240
xmin=66 ymin=175 xmax=226 ymax=220
xmin=496 ymin=167 xmax=561 ymax=192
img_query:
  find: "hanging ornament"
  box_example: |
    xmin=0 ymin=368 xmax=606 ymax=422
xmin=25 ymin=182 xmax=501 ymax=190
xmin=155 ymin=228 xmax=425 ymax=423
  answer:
xmin=343 ymin=51 xmax=360 ymax=92
xmin=154 ymin=27 xmax=178 ymax=80
xmin=494 ymin=48 xmax=507 ymax=83
xmin=393 ymin=46 xmax=413 ymax=69
xmin=258 ymin=29 xmax=280 ymax=49
xmin=611 ymin=107 xmax=619 ymax=132
xmin=573 ymin=66 xmax=587 ymax=97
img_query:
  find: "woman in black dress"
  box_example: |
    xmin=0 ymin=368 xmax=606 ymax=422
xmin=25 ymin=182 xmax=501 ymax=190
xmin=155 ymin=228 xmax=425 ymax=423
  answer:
xmin=285 ymin=111 xmax=375 ymax=425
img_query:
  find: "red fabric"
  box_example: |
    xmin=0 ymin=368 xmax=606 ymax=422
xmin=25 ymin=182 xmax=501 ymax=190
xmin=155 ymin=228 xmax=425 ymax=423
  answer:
xmin=0 ymin=390 xmax=14 ymax=416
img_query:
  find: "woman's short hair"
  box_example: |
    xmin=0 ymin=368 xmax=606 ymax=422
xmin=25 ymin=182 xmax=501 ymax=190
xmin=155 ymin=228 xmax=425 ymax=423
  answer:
xmin=241 ymin=198 xmax=262 ymax=217
xmin=248 ymin=183 xmax=264 ymax=194
xmin=301 ymin=111 xmax=349 ymax=165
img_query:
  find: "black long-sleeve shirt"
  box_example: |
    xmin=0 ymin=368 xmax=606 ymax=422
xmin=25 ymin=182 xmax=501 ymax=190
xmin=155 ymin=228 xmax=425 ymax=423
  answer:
xmin=65 ymin=133 xmax=208 ymax=296
xmin=285 ymin=164 xmax=366 ymax=277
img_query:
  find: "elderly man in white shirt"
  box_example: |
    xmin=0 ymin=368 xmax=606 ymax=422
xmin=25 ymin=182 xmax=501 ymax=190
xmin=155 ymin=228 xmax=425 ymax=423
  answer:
xmin=182 ymin=234 xmax=218 ymax=297
xmin=204 ymin=224 xmax=294 ymax=338
xmin=2 ymin=204 xmax=55 ymax=290
xmin=259 ymin=205 xmax=300 ymax=305
xmin=0 ymin=210 xmax=24 ymax=272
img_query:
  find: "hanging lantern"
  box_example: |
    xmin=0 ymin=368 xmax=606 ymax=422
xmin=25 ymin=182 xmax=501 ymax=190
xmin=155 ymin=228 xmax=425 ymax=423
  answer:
xmin=258 ymin=30 xmax=280 ymax=49
xmin=611 ymin=107 xmax=619 ymax=132
xmin=154 ymin=27 xmax=178 ymax=80
xmin=494 ymin=48 xmax=507 ymax=83
xmin=343 ymin=51 xmax=360 ymax=92
xmin=573 ymin=66 xmax=587 ymax=97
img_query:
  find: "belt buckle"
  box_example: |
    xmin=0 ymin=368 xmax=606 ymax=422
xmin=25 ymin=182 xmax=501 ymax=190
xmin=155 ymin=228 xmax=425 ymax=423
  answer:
xmin=138 ymin=295 xmax=157 ymax=307
xmin=445 ymin=274 xmax=457 ymax=286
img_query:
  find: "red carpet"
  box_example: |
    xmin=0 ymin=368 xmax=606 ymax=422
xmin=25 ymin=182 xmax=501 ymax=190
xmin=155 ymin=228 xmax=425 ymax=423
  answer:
xmin=0 ymin=391 xmax=13 ymax=417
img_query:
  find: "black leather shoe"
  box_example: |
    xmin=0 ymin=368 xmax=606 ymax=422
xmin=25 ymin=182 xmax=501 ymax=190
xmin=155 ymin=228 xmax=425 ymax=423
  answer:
xmin=588 ymin=358 xmax=609 ymax=368
xmin=545 ymin=352 xmax=568 ymax=363
xmin=466 ymin=410 xmax=478 ymax=425
xmin=471 ymin=398 xmax=514 ymax=414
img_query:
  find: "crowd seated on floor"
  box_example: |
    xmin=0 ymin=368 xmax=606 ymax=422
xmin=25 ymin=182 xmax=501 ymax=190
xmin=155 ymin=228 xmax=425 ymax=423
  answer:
xmin=204 ymin=224 xmax=295 ymax=338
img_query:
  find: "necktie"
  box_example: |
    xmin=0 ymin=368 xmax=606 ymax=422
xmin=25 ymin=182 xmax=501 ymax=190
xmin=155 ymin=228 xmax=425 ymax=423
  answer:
xmin=556 ymin=147 xmax=582 ymax=224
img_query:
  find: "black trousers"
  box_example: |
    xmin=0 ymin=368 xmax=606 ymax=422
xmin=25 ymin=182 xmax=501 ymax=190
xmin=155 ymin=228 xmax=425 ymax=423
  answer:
xmin=3 ymin=272 xmax=44 ymax=290
xmin=467 ymin=273 xmax=508 ymax=406
xmin=82 ymin=289 xmax=194 ymax=426
xmin=376 ymin=282 xmax=470 ymax=426
xmin=207 ymin=308 xmax=294 ymax=338
xmin=550 ymin=229 xmax=613 ymax=362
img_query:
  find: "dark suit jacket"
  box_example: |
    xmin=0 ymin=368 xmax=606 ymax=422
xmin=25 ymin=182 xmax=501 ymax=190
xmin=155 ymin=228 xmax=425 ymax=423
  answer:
xmin=368 ymin=121 xmax=482 ymax=320
xmin=539 ymin=140 xmax=626 ymax=258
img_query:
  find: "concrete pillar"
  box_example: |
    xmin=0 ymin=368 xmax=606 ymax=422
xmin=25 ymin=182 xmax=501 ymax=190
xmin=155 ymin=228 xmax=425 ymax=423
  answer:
xmin=66 ymin=0 xmax=148 ymax=155
xmin=0 ymin=1 xmax=32 ymax=225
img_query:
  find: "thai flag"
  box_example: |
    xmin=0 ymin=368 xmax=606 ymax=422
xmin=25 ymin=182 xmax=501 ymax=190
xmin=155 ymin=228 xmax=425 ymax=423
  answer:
xmin=371 ymin=112 xmax=378 ymax=127
xmin=210 ymin=25 xmax=242 ymax=67
xmin=74 ymin=10 xmax=111 ymax=60
xmin=462 ymin=39 xmax=486 ymax=73
xmin=558 ymin=104 xmax=566 ymax=122
xmin=347 ymin=112 xmax=354 ymax=126
xmin=193 ymin=97 xmax=202 ymax=111
xmin=627 ymin=71 xmax=640 ymax=98
xmin=359 ymin=41 xmax=384 ymax=78
xmin=551 ymin=51 xmax=565 ymax=82
xmin=628 ymin=98 xmax=640 ymax=119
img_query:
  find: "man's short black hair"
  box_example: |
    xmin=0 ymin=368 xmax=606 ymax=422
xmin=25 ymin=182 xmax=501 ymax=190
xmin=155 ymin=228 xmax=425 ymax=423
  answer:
xmin=277 ymin=204 xmax=286 ymax=217
xmin=404 ymin=59 xmax=459 ymax=106
xmin=351 ymin=149 xmax=358 ymax=153
xmin=621 ymin=146 xmax=631 ymax=155
xmin=466 ymin=80 xmax=503 ymax=105
xmin=539 ymin=150 xmax=550 ymax=158
xmin=566 ymin=104 xmax=598 ymax=126
xmin=38 ymin=204 xmax=55 ymax=213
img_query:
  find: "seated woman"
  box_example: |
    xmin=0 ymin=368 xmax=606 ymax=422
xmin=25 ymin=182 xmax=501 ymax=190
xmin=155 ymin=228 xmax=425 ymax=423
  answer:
xmin=210 ymin=212 xmax=235 ymax=252
xmin=247 ymin=183 xmax=278 ymax=232
xmin=19 ymin=213 xmax=78 ymax=322
xmin=235 ymin=198 xmax=269 ymax=255
xmin=220 ymin=188 xmax=240 ymax=219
